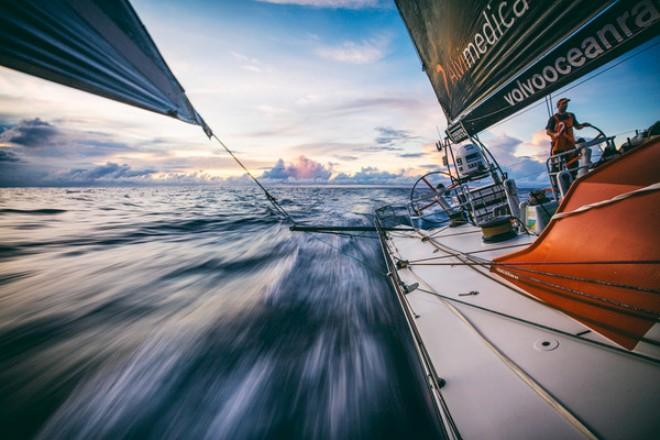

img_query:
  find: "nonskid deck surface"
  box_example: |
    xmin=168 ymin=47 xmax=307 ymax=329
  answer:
xmin=385 ymin=223 xmax=660 ymax=439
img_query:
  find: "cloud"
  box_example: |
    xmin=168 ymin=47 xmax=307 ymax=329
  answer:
xmin=230 ymin=51 xmax=270 ymax=74
xmin=328 ymin=97 xmax=420 ymax=115
xmin=332 ymin=166 xmax=415 ymax=185
xmin=529 ymin=129 xmax=550 ymax=147
xmin=289 ymin=126 xmax=423 ymax=158
xmin=257 ymin=0 xmax=382 ymax=9
xmin=333 ymin=154 xmax=358 ymax=161
xmin=316 ymin=38 xmax=388 ymax=64
xmin=261 ymin=155 xmax=332 ymax=181
xmin=0 ymin=149 xmax=20 ymax=162
xmin=258 ymin=156 xmax=420 ymax=185
xmin=485 ymin=133 xmax=548 ymax=186
xmin=292 ymin=139 xmax=401 ymax=155
xmin=0 ymin=118 xmax=58 ymax=147
xmin=0 ymin=118 xmax=137 ymax=160
xmin=374 ymin=126 xmax=415 ymax=146
xmin=66 ymin=162 xmax=157 ymax=181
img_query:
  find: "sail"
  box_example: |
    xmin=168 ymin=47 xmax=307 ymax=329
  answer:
xmin=0 ymin=0 xmax=211 ymax=134
xmin=395 ymin=0 xmax=660 ymax=141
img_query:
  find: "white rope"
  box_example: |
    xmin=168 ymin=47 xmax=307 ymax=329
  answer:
xmin=552 ymin=182 xmax=660 ymax=220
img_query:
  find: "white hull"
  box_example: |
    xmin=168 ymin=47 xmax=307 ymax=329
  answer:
xmin=380 ymin=223 xmax=660 ymax=439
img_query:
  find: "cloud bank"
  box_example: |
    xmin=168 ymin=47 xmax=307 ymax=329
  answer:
xmin=0 ymin=117 xmax=549 ymax=188
xmin=260 ymin=156 xmax=416 ymax=185
xmin=262 ymin=156 xmax=332 ymax=181
xmin=486 ymin=133 xmax=548 ymax=186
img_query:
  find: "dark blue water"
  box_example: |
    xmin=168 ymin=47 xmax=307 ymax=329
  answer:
xmin=0 ymin=187 xmax=441 ymax=439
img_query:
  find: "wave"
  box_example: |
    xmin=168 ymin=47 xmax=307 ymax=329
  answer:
xmin=0 ymin=208 xmax=67 ymax=215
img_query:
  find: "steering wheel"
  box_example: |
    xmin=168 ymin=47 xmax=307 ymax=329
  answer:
xmin=589 ymin=124 xmax=607 ymax=139
xmin=409 ymin=171 xmax=456 ymax=223
xmin=576 ymin=124 xmax=608 ymax=147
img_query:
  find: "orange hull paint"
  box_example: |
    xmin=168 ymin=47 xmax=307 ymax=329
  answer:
xmin=493 ymin=138 xmax=660 ymax=350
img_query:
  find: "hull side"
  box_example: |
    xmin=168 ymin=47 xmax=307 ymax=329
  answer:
xmin=493 ymin=138 xmax=660 ymax=350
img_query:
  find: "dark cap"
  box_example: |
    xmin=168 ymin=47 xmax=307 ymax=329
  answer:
xmin=556 ymin=97 xmax=570 ymax=107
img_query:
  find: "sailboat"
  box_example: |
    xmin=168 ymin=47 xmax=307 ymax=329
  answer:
xmin=1 ymin=1 xmax=659 ymax=438
xmin=375 ymin=0 xmax=660 ymax=438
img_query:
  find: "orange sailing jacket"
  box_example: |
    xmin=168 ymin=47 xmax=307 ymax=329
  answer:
xmin=550 ymin=113 xmax=576 ymax=155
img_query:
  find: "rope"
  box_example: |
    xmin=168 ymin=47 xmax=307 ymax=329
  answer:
xmin=496 ymin=267 xmax=660 ymax=320
xmin=409 ymin=272 xmax=600 ymax=439
xmin=408 ymin=259 xmax=660 ymax=266
xmin=210 ymin=133 xmax=296 ymax=224
xmin=413 ymin=232 xmax=660 ymax=321
xmin=407 ymin=242 xmax=532 ymax=263
xmin=493 ymin=264 xmax=660 ymax=295
xmin=413 ymin=286 xmax=660 ymax=365
xmin=552 ymin=183 xmax=660 ymax=220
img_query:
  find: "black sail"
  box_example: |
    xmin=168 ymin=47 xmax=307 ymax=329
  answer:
xmin=395 ymin=0 xmax=660 ymax=141
xmin=0 ymin=0 xmax=210 ymax=133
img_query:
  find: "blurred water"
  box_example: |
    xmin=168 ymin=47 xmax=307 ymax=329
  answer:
xmin=0 ymin=187 xmax=442 ymax=439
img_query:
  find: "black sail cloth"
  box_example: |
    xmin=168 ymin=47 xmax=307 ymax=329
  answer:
xmin=395 ymin=0 xmax=660 ymax=141
xmin=0 ymin=0 xmax=211 ymax=135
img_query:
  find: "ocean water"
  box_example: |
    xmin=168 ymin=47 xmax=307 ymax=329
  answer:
xmin=0 ymin=187 xmax=442 ymax=439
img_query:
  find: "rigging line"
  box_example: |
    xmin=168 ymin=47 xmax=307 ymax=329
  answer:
xmin=499 ymin=269 xmax=660 ymax=320
xmin=552 ymin=183 xmax=660 ymax=220
xmin=413 ymin=286 xmax=660 ymax=366
xmin=482 ymin=40 xmax=660 ymax=130
xmin=414 ymin=229 xmax=622 ymax=325
xmin=426 ymin=224 xmax=451 ymax=238
xmin=406 ymin=240 xmax=659 ymax=293
xmin=408 ymin=239 xmax=660 ymax=347
xmin=427 ymin=229 xmax=483 ymax=238
xmin=410 ymin=261 xmax=660 ymax=320
xmin=410 ymin=275 xmax=600 ymax=439
xmin=302 ymin=229 xmax=380 ymax=240
xmin=210 ymin=133 xmax=296 ymax=224
xmin=408 ymin=259 xmax=660 ymax=266
xmin=493 ymin=264 xmax=660 ymax=295
xmin=415 ymin=234 xmax=660 ymax=321
xmin=407 ymin=242 xmax=531 ymax=263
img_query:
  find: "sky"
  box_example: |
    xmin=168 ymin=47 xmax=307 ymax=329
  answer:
xmin=0 ymin=0 xmax=658 ymax=187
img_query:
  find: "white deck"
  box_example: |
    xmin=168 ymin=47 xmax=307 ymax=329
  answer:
xmin=385 ymin=223 xmax=660 ymax=439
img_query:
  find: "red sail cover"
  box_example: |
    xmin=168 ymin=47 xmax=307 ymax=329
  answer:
xmin=395 ymin=0 xmax=660 ymax=140
xmin=493 ymin=139 xmax=660 ymax=351
xmin=0 ymin=0 xmax=210 ymax=133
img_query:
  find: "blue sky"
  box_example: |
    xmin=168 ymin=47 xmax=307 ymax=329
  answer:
xmin=0 ymin=0 xmax=658 ymax=186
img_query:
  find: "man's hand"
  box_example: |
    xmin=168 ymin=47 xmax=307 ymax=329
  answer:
xmin=582 ymin=122 xmax=591 ymax=128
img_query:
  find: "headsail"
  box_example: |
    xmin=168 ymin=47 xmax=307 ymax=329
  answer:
xmin=395 ymin=0 xmax=660 ymax=141
xmin=0 ymin=0 xmax=211 ymax=135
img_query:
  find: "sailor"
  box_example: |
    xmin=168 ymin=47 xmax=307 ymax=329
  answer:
xmin=545 ymin=98 xmax=591 ymax=175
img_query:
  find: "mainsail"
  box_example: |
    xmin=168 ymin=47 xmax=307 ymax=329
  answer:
xmin=0 ymin=0 xmax=210 ymax=134
xmin=395 ymin=0 xmax=660 ymax=141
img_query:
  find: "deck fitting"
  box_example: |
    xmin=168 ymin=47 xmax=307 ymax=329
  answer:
xmin=401 ymin=282 xmax=419 ymax=294
xmin=396 ymin=259 xmax=410 ymax=269
xmin=458 ymin=290 xmax=480 ymax=296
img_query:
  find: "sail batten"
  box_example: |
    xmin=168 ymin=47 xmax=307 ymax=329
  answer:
xmin=395 ymin=0 xmax=660 ymax=141
xmin=0 ymin=0 xmax=208 ymax=131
